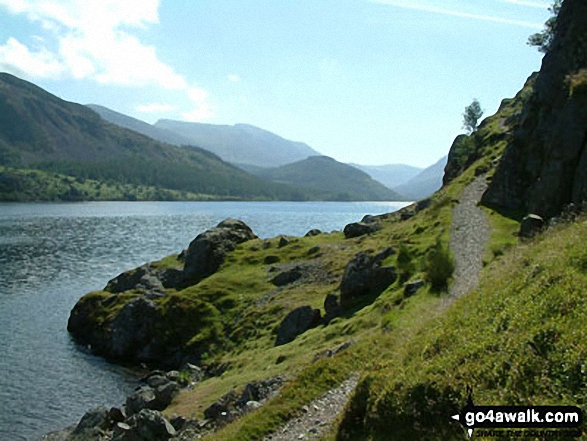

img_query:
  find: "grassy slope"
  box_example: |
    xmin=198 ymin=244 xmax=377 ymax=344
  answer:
xmin=68 ymin=74 xmax=587 ymax=440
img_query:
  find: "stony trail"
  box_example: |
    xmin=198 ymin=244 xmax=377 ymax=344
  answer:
xmin=257 ymin=178 xmax=490 ymax=440
xmin=263 ymin=375 xmax=359 ymax=441
xmin=447 ymin=175 xmax=490 ymax=303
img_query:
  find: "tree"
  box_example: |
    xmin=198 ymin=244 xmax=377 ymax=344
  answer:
xmin=462 ymin=99 xmax=483 ymax=134
xmin=527 ymin=0 xmax=562 ymax=53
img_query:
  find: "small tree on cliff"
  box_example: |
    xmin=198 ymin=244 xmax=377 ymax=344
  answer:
xmin=527 ymin=0 xmax=562 ymax=53
xmin=462 ymin=99 xmax=483 ymax=134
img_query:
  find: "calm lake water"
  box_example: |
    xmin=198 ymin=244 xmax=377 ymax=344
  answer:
xmin=0 ymin=200 xmax=409 ymax=440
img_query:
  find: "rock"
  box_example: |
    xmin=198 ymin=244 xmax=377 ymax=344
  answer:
xmin=305 ymin=229 xmax=322 ymax=237
xmin=481 ymin=0 xmax=587 ymax=219
xmin=416 ymin=198 xmax=432 ymax=211
xmin=170 ymin=415 xmax=187 ymax=431
xmin=105 ymin=264 xmax=166 ymax=294
xmin=245 ymin=400 xmax=262 ymax=410
xmin=204 ymin=390 xmax=239 ymax=420
xmin=146 ymin=374 xmax=169 ymax=388
xmin=403 ymin=280 xmax=425 ymax=298
xmin=119 ymin=409 xmax=176 ymax=441
xmin=180 ymin=363 xmax=204 ymax=383
xmin=237 ymin=377 xmax=284 ymax=406
xmin=308 ymin=246 xmax=321 ymax=255
xmin=73 ymin=406 xmax=110 ymax=434
xmin=519 ymin=214 xmax=545 ymax=238
xmin=278 ymin=236 xmax=291 ymax=248
xmin=343 ymin=221 xmax=381 ymax=239
xmin=323 ymin=293 xmax=341 ymax=323
xmin=183 ymin=219 xmax=257 ymax=286
xmin=270 ymin=267 xmax=303 ymax=286
xmin=264 ymin=255 xmax=280 ymax=264
xmin=109 ymin=407 xmax=127 ymax=424
xmin=110 ymin=297 xmax=158 ymax=361
xmin=339 ymin=249 xmax=397 ymax=308
xmin=275 ymin=306 xmax=322 ymax=346
xmin=400 ymin=210 xmax=415 ymax=221
xmin=166 ymin=370 xmax=180 ymax=382
xmin=153 ymin=381 xmax=180 ymax=409
xmin=126 ymin=386 xmax=157 ymax=416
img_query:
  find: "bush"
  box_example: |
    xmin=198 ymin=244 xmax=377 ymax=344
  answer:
xmin=425 ymin=239 xmax=455 ymax=291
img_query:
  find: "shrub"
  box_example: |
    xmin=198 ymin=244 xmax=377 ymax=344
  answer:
xmin=425 ymin=239 xmax=455 ymax=291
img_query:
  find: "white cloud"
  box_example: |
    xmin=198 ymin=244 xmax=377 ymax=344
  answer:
xmin=0 ymin=0 xmax=214 ymax=121
xmin=136 ymin=102 xmax=176 ymax=113
xmin=370 ymin=0 xmax=543 ymax=29
xmin=228 ymin=74 xmax=240 ymax=83
xmin=181 ymin=86 xmax=214 ymax=121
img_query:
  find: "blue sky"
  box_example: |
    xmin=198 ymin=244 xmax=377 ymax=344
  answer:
xmin=0 ymin=0 xmax=551 ymax=168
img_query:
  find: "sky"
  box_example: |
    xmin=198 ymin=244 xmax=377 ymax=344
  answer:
xmin=0 ymin=0 xmax=552 ymax=168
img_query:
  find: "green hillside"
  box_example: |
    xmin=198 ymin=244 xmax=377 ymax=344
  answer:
xmin=255 ymin=156 xmax=406 ymax=201
xmin=0 ymin=73 xmax=307 ymax=201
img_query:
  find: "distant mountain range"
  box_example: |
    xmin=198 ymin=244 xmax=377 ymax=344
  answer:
xmin=392 ymin=156 xmax=447 ymax=200
xmin=89 ymin=104 xmax=320 ymax=168
xmin=351 ymin=163 xmax=423 ymax=189
xmin=250 ymin=156 xmax=405 ymax=201
xmin=0 ymin=73 xmax=413 ymax=202
xmin=0 ymin=73 xmax=314 ymax=201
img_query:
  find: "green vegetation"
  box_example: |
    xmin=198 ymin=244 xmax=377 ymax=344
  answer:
xmin=527 ymin=0 xmax=561 ymax=53
xmin=462 ymin=99 xmax=483 ymax=134
xmin=424 ymin=238 xmax=455 ymax=292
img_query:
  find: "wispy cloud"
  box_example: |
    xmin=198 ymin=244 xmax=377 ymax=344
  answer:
xmin=369 ymin=0 xmax=543 ymax=29
xmin=0 ymin=0 xmax=214 ymax=121
xmin=503 ymin=0 xmax=550 ymax=9
xmin=136 ymin=102 xmax=177 ymax=113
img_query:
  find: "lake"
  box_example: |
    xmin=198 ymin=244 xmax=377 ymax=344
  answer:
xmin=0 ymin=200 xmax=409 ymax=440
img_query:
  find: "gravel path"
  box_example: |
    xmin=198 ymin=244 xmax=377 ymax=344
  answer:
xmin=447 ymin=175 xmax=490 ymax=302
xmin=264 ymin=375 xmax=359 ymax=441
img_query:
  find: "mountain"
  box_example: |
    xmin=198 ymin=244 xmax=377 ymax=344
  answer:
xmin=392 ymin=155 xmax=447 ymax=200
xmin=0 ymin=73 xmax=309 ymax=201
xmin=154 ymin=119 xmax=321 ymax=167
xmin=350 ymin=163 xmax=423 ymax=189
xmin=86 ymin=104 xmax=195 ymax=147
xmin=252 ymin=155 xmax=406 ymax=201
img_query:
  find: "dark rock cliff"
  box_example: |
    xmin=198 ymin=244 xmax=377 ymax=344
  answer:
xmin=481 ymin=0 xmax=587 ymax=218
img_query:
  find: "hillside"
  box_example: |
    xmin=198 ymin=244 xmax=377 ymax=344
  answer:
xmin=52 ymin=1 xmax=587 ymax=440
xmin=0 ymin=73 xmax=314 ymax=201
xmin=86 ymin=104 xmax=195 ymax=147
xmin=393 ymin=155 xmax=447 ymax=200
xmin=253 ymin=155 xmax=406 ymax=201
xmin=155 ymin=119 xmax=321 ymax=167
xmin=350 ymin=163 xmax=423 ymax=189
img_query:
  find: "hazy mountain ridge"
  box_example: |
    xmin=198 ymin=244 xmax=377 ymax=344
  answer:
xmin=0 ymin=73 xmax=315 ymax=201
xmin=155 ymin=118 xmax=321 ymax=168
xmin=252 ymin=155 xmax=407 ymax=201
xmin=392 ymin=155 xmax=447 ymax=200
xmin=351 ymin=163 xmax=423 ymax=189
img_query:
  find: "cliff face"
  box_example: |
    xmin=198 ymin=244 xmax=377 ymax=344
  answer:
xmin=481 ymin=0 xmax=587 ymax=218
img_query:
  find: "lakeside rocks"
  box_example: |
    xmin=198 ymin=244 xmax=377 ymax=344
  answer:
xmin=182 ymin=219 xmax=258 ymax=286
xmin=68 ymin=219 xmax=258 ymax=367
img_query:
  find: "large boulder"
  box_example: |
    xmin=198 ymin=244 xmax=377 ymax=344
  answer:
xmin=114 ymin=409 xmax=176 ymax=441
xmin=340 ymin=248 xmax=397 ymax=308
xmin=182 ymin=219 xmax=257 ymax=286
xmin=519 ymin=214 xmax=545 ymax=238
xmin=343 ymin=221 xmax=381 ymax=239
xmin=110 ymin=297 xmax=159 ymax=361
xmin=275 ymin=306 xmax=322 ymax=346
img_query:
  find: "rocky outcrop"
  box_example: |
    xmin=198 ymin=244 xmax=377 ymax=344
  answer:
xmin=183 ymin=219 xmax=257 ymax=286
xmin=343 ymin=220 xmax=381 ymax=239
xmin=482 ymin=0 xmax=587 ymax=218
xmin=519 ymin=214 xmax=545 ymax=238
xmin=68 ymin=219 xmax=256 ymax=366
xmin=339 ymin=248 xmax=397 ymax=308
xmin=275 ymin=306 xmax=322 ymax=346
